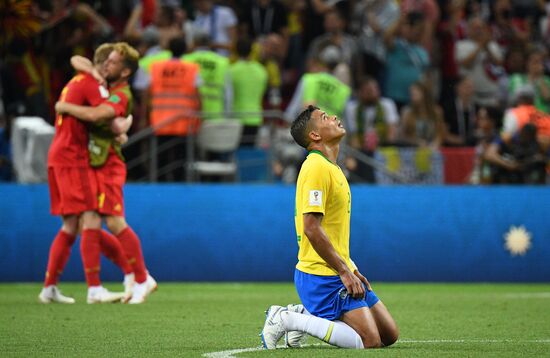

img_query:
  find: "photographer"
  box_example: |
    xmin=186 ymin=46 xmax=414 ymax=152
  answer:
xmin=484 ymin=123 xmax=548 ymax=184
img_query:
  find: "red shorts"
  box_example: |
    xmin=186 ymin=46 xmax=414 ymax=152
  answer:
xmin=95 ymin=154 xmax=127 ymax=216
xmin=48 ymin=166 xmax=98 ymax=216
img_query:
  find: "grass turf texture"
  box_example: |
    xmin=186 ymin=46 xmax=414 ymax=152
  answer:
xmin=0 ymin=283 xmax=549 ymax=357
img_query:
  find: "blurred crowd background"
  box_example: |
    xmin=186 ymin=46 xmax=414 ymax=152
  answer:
xmin=2 ymin=0 xmax=550 ymax=185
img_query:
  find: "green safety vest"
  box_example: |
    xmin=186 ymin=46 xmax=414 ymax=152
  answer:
xmin=88 ymin=85 xmax=133 ymax=167
xmin=139 ymin=50 xmax=172 ymax=74
xmin=229 ymin=60 xmax=268 ymax=126
xmin=183 ymin=50 xmax=229 ymax=119
xmin=302 ymin=72 xmax=351 ymax=118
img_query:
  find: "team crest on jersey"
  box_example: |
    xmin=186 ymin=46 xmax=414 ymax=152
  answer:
xmin=109 ymin=94 xmax=121 ymax=103
xmin=309 ymin=190 xmax=322 ymax=206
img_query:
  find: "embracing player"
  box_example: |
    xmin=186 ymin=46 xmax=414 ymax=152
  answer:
xmin=39 ymin=45 xmax=133 ymax=304
xmin=56 ymin=42 xmax=156 ymax=304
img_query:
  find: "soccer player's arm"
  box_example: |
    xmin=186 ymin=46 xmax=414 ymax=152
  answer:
xmin=55 ymin=101 xmax=115 ymax=123
xmin=70 ymin=55 xmax=106 ymax=85
xmin=301 ymin=167 xmax=365 ymax=299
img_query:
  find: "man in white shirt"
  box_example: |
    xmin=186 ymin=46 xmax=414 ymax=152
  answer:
xmin=455 ymin=16 xmax=504 ymax=108
xmin=192 ymin=0 xmax=237 ymax=57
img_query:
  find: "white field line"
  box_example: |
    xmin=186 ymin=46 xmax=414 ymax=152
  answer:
xmin=203 ymin=340 xmax=550 ymax=358
xmin=498 ymin=292 xmax=550 ymax=299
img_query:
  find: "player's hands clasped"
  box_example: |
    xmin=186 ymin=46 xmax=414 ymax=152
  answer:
xmin=340 ymin=270 xmax=365 ymax=299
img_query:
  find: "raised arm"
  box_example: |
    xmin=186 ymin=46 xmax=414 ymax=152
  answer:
xmin=303 ymin=212 xmax=365 ymax=298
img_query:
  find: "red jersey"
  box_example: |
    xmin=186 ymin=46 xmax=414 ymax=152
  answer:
xmin=47 ymin=73 xmax=108 ymax=167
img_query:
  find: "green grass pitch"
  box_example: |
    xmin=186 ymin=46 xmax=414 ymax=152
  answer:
xmin=1 ymin=283 xmax=549 ymax=357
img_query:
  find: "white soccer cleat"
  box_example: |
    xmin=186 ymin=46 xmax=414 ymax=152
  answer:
xmin=86 ymin=286 xmax=125 ymax=304
xmin=122 ymin=273 xmax=135 ymax=303
xmin=260 ymin=305 xmax=287 ymax=349
xmin=128 ymin=281 xmax=148 ymax=304
xmin=285 ymin=304 xmax=307 ymax=348
xmin=145 ymin=273 xmax=158 ymax=296
xmin=38 ymin=285 xmax=75 ymax=304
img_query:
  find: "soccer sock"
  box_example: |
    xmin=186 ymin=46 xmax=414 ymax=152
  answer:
xmin=281 ymin=311 xmax=364 ymax=349
xmin=99 ymin=230 xmax=133 ymax=275
xmin=117 ymin=226 xmax=147 ymax=283
xmin=44 ymin=230 xmax=76 ymax=286
xmin=80 ymin=229 xmax=102 ymax=287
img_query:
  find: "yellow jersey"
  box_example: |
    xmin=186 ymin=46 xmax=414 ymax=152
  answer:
xmin=295 ymin=150 xmax=354 ymax=276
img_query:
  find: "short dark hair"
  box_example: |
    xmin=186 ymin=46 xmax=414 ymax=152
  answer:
xmin=169 ymin=36 xmax=187 ymax=57
xmin=236 ymin=38 xmax=252 ymax=58
xmin=291 ymin=105 xmax=319 ymax=149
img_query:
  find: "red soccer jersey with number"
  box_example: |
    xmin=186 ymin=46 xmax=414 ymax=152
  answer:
xmin=47 ymin=73 xmax=108 ymax=167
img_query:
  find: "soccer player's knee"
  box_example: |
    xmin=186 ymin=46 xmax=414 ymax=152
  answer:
xmin=105 ymin=216 xmax=127 ymax=235
xmin=61 ymin=216 xmax=79 ymax=235
xmin=360 ymin=335 xmax=382 ymax=349
xmin=81 ymin=211 xmax=101 ymax=229
xmin=382 ymin=328 xmax=399 ymax=347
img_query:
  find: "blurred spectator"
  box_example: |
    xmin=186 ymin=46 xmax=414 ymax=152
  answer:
xmin=437 ymin=0 xmax=468 ymax=104
xmin=124 ymin=3 xmax=183 ymax=50
xmin=455 ymin=16 xmax=505 ymax=108
xmin=504 ymin=45 xmax=528 ymax=75
xmin=284 ymin=0 xmax=307 ymax=75
xmin=351 ymin=0 xmax=400 ymax=84
xmin=301 ymin=0 xmax=349 ymax=55
xmin=344 ymin=76 xmax=399 ymax=182
xmin=285 ymin=46 xmax=351 ymax=121
xmin=484 ymin=123 xmax=548 ymax=184
xmin=443 ymin=75 xmax=479 ymax=145
xmin=468 ymin=106 xmax=500 ymax=184
xmin=254 ymin=33 xmax=285 ymax=108
xmin=184 ymin=31 xmax=232 ymax=119
xmin=240 ymin=0 xmax=289 ymax=41
xmin=399 ymin=81 xmax=446 ymax=148
xmin=229 ymin=37 xmax=268 ymax=146
xmin=384 ymin=11 xmax=430 ymax=109
xmin=502 ymin=84 xmax=550 ymax=146
xmin=0 ymin=92 xmax=12 ymax=181
xmin=306 ymin=9 xmax=360 ymax=88
xmin=508 ymin=47 xmax=550 ymax=113
xmin=192 ymin=0 xmax=237 ymax=57
xmin=148 ymin=36 xmax=201 ymax=181
xmin=400 ymin=0 xmax=440 ymax=53
xmin=489 ymin=0 xmax=530 ymax=51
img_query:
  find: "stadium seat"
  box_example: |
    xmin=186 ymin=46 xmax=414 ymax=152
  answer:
xmin=187 ymin=120 xmax=243 ymax=181
xmin=11 ymin=117 xmax=54 ymax=183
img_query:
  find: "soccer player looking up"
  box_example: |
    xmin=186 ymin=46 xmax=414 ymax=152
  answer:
xmin=39 ymin=45 xmax=132 ymax=304
xmin=56 ymin=43 xmax=156 ymax=304
xmin=260 ymin=105 xmax=399 ymax=349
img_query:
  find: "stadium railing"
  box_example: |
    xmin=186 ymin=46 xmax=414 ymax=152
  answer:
xmin=123 ymin=110 xmax=408 ymax=183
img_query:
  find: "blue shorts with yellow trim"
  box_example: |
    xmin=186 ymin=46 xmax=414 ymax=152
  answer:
xmin=294 ymin=269 xmax=379 ymax=321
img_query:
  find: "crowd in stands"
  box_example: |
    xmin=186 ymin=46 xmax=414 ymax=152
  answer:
xmin=1 ymin=0 xmax=550 ymax=184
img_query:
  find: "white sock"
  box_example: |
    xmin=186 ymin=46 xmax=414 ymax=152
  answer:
xmin=281 ymin=311 xmax=364 ymax=349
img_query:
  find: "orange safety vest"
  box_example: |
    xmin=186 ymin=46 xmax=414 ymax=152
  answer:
xmin=150 ymin=59 xmax=201 ymax=136
xmin=512 ymin=105 xmax=550 ymax=138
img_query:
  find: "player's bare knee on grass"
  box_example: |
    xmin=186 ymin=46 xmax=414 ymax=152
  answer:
xmin=381 ymin=327 xmax=399 ymax=347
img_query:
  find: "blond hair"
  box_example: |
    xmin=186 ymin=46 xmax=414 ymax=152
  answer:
xmin=93 ymin=43 xmax=114 ymax=65
xmin=113 ymin=42 xmax=140 ymax=76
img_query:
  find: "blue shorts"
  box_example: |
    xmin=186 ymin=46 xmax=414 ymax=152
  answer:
xmin=294 ymin=269 xmax=379 ymax=321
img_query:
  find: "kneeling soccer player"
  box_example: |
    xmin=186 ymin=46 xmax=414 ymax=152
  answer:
xmin=261 ymin=106 xmax=399 ymax=349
